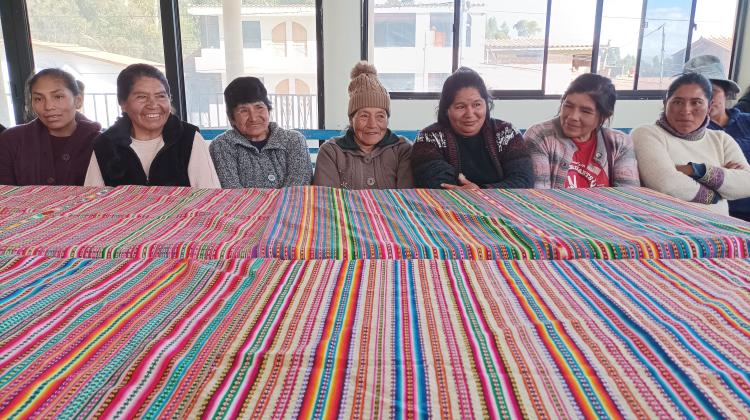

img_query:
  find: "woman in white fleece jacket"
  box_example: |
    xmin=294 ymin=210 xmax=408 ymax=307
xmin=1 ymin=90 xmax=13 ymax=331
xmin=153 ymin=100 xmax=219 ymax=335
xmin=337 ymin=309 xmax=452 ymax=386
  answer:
xmin=632 ymin=72 xmax=750 ymax=216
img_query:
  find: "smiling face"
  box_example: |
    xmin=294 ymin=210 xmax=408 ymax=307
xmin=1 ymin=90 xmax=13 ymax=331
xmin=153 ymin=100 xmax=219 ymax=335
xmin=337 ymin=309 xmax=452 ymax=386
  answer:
xmin=447 ymin=87 xmax=487 ymax=137
xmin=30 ymin=75 xmax=82 ymax=137
xmin=120 ymin=76 xmax=171 ymax=140
xmin=351 ymin=107 xmax=388 ymax=152
xmin=665 ymin=83 xmax=709 ymax=135
xmin=560 ymin=92 xmax=601 ymax=142
xmin=231 ymin=101 xmax=270 ymax=141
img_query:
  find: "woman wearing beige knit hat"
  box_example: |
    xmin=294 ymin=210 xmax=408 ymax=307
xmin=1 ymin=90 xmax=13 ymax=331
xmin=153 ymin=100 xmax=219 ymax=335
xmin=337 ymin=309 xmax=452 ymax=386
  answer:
xmin=313 ymin=61 xmax=413 ymax=189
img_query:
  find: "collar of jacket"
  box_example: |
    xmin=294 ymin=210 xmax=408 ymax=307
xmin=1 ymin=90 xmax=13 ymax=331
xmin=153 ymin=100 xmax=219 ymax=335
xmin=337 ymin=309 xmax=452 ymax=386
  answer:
xmin=419 ymin=118 xmax=501 ymax=146
xmin=708 ymin=107 xmax=750 ymax=131
xmin=103 ymin=113 xmax=192 ymax=147
xmin=223 ymin=122 xmax=286 ymax=151
xmin=337 ymin=128 xmax=399 ymax=151
xmin=551 ymin=117 xmax=609 ymax=166
xmin=724 ymin=107 xmax=745 ymax=127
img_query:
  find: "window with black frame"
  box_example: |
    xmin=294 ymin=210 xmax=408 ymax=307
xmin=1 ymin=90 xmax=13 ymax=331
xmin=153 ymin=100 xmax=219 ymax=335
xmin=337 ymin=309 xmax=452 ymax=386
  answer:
xmin=0 ymin=19 xmax=14 ymax=128
xmin=367 ymin=0 xmax=741 ymax=97
xmin=178 ymin=0 xmax=320 ymax=130
xmin=372 ymin=1 xmax=454 ymax=93
xmin=25 ymin=0 xmax=166 ymax=127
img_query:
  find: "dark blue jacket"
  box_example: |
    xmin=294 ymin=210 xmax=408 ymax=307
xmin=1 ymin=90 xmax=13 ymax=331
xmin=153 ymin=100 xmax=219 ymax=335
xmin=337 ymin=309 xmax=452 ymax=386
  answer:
xmin=709 ymin=107 xmax=750 ymax=217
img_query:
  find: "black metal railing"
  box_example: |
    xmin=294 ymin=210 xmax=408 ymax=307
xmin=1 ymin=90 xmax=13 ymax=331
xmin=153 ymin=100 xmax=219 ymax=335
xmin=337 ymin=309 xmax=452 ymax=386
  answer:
xmin=186 ymin=92 xmax=319 ymax=130
xmin=71 ymin=92 xmax=318 ymax=129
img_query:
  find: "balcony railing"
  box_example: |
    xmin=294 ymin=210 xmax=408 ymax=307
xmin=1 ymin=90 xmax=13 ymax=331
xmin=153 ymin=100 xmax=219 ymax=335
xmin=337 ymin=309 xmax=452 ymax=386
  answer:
xmin=72 ymin=92 xmax=318 ymax=129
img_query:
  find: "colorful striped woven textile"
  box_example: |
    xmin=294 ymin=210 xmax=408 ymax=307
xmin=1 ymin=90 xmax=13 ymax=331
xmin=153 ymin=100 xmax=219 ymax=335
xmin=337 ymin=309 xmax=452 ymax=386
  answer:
xmin=0 ymin=186 xmax=278 ymax=259
xmin=0 ymin=185 xmax=109 ymax=218
xmin=259 ymin=186 xmax=750 ymax=260
xmin=2 ymin=185 xmax=750 ymax=261
xmin=1 ymin=255 xmax=748 ymax=418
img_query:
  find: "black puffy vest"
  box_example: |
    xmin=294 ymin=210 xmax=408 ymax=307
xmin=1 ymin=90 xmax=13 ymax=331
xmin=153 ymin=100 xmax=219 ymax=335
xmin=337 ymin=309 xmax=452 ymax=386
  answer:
xmin=93 ymin=114 xmax=197 ymax=186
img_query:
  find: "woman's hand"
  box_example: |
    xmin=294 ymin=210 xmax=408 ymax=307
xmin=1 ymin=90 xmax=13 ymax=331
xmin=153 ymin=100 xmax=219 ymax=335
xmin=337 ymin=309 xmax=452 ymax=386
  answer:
xmin=675 ymin=164 xmax=694 ymax=176
xmin=724 ymin=161 xmax=744 ymax=170
xmin=441 ymin=173 xmax=481 ymax=190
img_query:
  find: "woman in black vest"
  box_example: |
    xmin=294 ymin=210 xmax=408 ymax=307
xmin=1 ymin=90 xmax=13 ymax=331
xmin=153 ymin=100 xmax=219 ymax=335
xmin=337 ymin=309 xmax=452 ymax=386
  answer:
xmin=84 ymin=64 xmax=220 ymax=187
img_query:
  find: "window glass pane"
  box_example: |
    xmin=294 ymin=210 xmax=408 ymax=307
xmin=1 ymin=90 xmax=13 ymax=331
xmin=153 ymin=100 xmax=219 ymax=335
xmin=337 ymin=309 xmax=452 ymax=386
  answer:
xmin=429 ymin=13 xmax=452 ymax=48
xmin=373 ymin=1 xmax=453 ymax=93
xmin=428 ymin=73 xmax=449 ymax=92
xmin=691 ymin=0 xmax=738 ymax=77
xmin=27 ymin=0 xmax=165 ymax=128
xmin=380 ymin=73 xmax=415 ymax=92
xmin=637 ymin=0 xmax=693 ymax=90
xmin=0 ymin=19 xmax=15 ymax=127
xmin=199 ymin=16 xmax=221 ymax=49
xmin=460 ymin=0 xmax=548 ymax=91
xmin=179 ymin=0 xmax=318 ymax=129
xmin=243 ymin=21 xmax=262 ymax=49
xmin=545 ymin=0 xmax=597 ymax=94
xmin=598 ymin=1 xmax=643 ymax=90
xmin=375 ymin=14 xmax=416 ymax=47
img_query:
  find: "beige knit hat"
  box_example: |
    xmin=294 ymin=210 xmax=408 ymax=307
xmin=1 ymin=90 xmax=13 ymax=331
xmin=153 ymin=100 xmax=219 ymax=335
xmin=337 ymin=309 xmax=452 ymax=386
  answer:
xmin=348 ymin=61 xmax=390 ymax=117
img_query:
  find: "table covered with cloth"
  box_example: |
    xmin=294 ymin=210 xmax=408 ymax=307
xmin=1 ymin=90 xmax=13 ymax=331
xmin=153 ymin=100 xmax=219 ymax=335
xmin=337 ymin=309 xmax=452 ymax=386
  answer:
xmin=0 ymin=185 xmax=749 ymax=418
xmin=1 ymin=255 xmax=749 ymax=418
xmin=1 ymin=185 xmax=749 ymax=261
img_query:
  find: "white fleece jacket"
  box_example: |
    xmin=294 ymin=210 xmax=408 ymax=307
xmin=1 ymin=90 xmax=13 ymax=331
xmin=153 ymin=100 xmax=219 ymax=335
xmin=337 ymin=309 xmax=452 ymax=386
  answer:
xmin=632 ymin=123 xmax=750 ymax=215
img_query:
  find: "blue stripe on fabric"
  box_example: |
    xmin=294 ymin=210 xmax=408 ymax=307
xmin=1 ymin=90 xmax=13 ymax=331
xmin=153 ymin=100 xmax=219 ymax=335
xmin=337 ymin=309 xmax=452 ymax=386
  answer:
xmin=554 ymin=261 xmax=720 ymax=418
xmin=499 ymin=260 xmax=607 ymax=417
xmin=393 ymin=260 xmax=404 ymax=418
xmin=309 ymin=262 xmax=355 ymax=416
xmin=594 ymin=260 xmax=750 ymax=406
xmin=142 ymin=260 xmax=264 ymax=417
xmin=0 ymin=258 xmax=89 ymax=313
xmin=406 ymin=260 xmax=429 ymax=416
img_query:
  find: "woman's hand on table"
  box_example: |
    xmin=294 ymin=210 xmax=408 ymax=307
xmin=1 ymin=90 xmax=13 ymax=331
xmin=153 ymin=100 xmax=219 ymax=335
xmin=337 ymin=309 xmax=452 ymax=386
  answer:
xmin=441 ymin=173 xmax=481 ymax=190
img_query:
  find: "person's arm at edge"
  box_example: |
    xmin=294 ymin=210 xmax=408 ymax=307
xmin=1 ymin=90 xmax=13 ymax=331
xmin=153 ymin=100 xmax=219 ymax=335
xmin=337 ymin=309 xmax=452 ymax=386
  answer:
xmin=83 ymin=154 xmax=105 ymax=187
xmin=188 ymin=132 xmax=221 ymax=188
xmin=284 ymin=130 xmax=314 ymax=186
xmin=395 ymin=140 xmax=414 ymax=188
xmin=523 ymin=124 xmax=553 ymax=189
xmin=312 ymin=142 xmax=341 ymax=188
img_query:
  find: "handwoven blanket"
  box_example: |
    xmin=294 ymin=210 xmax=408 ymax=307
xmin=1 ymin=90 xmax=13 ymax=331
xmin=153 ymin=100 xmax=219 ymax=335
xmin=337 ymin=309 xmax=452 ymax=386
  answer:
xmin=0 ymin=185 xmax=109 ymax=220
xmin=2 ymin=185 xmax=749 ymax=261
xmin=0 ymin=186 xmax=278 ymax=259
xmin=259 ymin=186 xmax=750 ymax=259
xmin=1 ymin=255 xmax=748 ymax=418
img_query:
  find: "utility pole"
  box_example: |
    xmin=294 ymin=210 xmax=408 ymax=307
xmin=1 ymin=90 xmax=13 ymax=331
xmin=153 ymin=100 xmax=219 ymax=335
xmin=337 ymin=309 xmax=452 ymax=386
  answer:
xmin=659 ymin=23 xmax=666 ymax=85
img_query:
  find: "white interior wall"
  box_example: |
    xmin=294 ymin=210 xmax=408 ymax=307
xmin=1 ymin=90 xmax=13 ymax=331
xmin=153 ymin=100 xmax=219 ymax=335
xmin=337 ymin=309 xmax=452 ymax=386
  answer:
xmin=323 ymin=0 xmax=745 ymax=131
xmin=322 ymin=0 xmax=361 ymax=130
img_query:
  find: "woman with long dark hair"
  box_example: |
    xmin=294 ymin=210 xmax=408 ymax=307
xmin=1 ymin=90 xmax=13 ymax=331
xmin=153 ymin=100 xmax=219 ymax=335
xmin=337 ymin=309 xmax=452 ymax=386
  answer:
xmin=411 ymin=67 xmax=531 ymax=190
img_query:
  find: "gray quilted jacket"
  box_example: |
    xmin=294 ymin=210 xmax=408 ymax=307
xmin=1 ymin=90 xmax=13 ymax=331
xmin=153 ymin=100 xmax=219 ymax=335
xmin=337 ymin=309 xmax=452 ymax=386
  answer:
xmin=209 ymin=122 xmax=312 ymax=188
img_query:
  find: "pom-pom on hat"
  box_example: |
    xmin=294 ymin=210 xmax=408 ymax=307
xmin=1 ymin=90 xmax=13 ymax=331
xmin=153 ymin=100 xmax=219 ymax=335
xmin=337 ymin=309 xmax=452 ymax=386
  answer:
xmin=348 ymin=61 xmax=390 ymax=117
